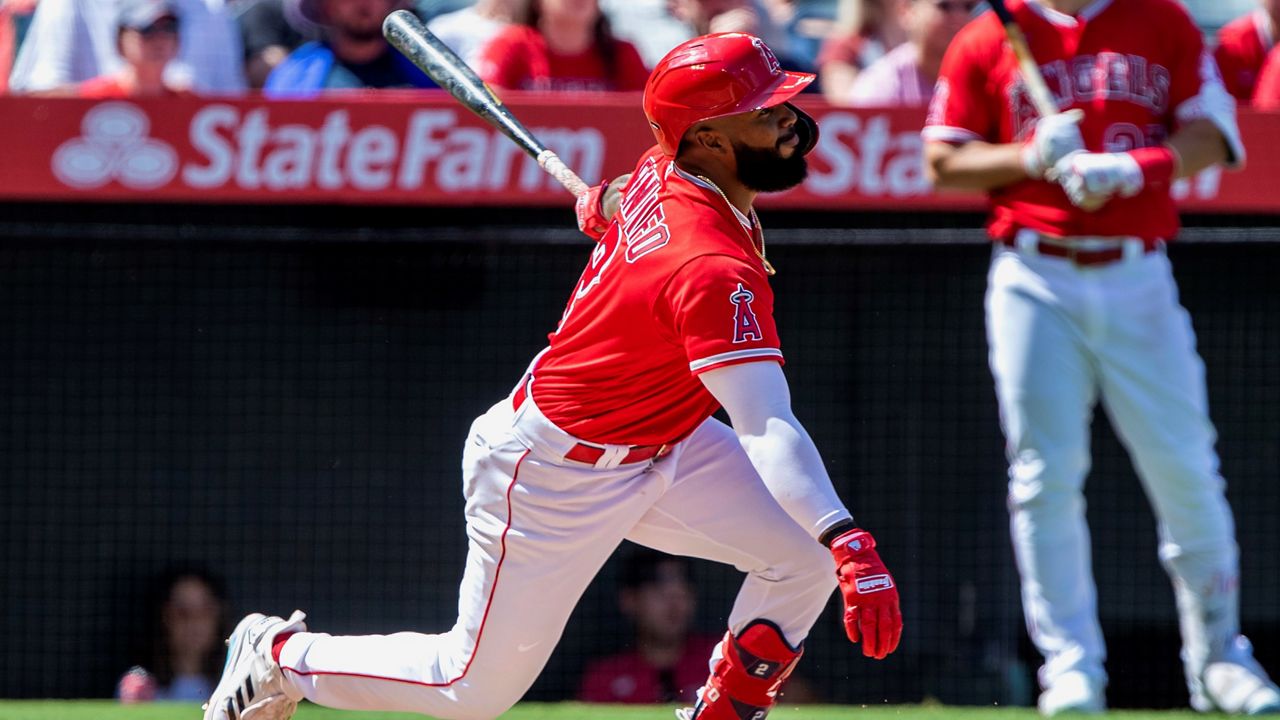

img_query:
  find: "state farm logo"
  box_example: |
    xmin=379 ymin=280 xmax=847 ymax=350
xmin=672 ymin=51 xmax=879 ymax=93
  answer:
xmin=52 ymin=103 xmax=178 ymax=189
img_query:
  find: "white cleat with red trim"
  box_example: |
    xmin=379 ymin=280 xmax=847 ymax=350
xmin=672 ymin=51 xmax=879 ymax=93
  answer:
xmin=202 ymin=610 xmax=308 ymax=720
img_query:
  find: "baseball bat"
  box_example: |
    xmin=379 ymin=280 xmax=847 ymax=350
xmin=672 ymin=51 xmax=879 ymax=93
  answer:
xmin=382 ymin=9 xmax=590 ymax=197
xmin=986 ymin=0 xmax=1060 ymax=118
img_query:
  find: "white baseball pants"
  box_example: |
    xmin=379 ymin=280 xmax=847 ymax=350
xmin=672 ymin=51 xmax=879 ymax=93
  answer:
xmin=985 ymin=241 xmax=1244 ymax=695
xmin=276 ymin=388 xmax=836 ymax=720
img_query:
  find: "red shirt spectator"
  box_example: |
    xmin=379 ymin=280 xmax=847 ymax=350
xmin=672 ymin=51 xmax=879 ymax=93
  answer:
xmin=817 ymin=0 xmax=910 ymax=103
xmin=1253 ymin=44 xmax=1280 ymax=108
xmin=77 ymin=0 xmax=186 ymax=99
xmin=77 ymin=74 xmax=187 ymax=98
xmin=1214 ymin=6 xmax=1277 ymax=104
xmin=578 ymin=635 xmax=720 ymax=704
xmin=477 ymin=0 xmax=648 ymax=92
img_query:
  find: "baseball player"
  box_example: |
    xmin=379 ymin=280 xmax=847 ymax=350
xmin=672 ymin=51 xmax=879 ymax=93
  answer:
xmin=1214 ymin=0 xmax=1277 ymax=105
xmin=923 ymin=0 xmax=1279 ymax=715
xmin=203 ymin=32 xmax=903 ymax=720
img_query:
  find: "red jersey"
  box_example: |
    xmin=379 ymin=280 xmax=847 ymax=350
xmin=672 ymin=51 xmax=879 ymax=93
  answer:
xmin=76 ymin=75 xmax=186 ymax=99
xmin=1214 ymin=9 xmax=1275 ymax=104
xmin=477 ymin=25 xmax=649 ymax=92
xmin=923 ymin=0 xmax=1223 ymax=241
xmin=1253 ymin=45 xmax=1280 ymax=109
xmin=529 ymin=147 xmax=783 ymax=446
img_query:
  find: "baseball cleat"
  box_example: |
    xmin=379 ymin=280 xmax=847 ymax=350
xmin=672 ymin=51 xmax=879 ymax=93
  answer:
xmin=1196 ymin=660 xmax=1280 ymax=715
xmin=202 ymin=610 xmax=307 ymax=720
xmin=674 ymin=709 xmax=694 ymax=720
xmin=1038 ymin=670 xmax=1106 ymax=716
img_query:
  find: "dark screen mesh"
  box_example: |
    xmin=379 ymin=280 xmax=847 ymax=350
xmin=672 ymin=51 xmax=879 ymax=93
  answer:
xmin=2 ymin=207 xmax=1277 ymax=709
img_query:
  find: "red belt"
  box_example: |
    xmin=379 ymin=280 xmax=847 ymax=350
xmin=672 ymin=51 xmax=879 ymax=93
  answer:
xmin=512 ymin=381 xmax=671 ymax=466
xmin=1002 ymin=235 xmax=1160 ymax=267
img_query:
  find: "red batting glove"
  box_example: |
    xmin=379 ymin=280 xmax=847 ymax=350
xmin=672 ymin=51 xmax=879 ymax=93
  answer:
xmin=574 ymin=180 xmax=610 ymax=240
xmin=830 ymin=528 xmax=902 ymax=659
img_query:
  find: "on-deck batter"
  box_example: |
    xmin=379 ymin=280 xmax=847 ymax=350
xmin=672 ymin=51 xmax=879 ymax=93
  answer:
xmin=204 ymin=32 xmax=903 ymax=720
xmin=923 ymin=0 xmax=1279 ymax=715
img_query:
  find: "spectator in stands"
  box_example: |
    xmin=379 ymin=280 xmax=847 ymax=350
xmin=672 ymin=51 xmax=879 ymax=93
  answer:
xmin=265 ymin=0 xmax=436 ymax=97
xmin=76 ymin=0 xmax=185 ymax=98
xmin=841 ymin=0 xmax=975 ymax=107
xmin=598 ymin=0 xmax=692 ymax=68
xmin=478 ymin=0 xmax=648 ymax=92
xmin=577 ymin=548 xmax=719 ymax=705
xmin=1214 ymin=0 xmax=1278 ymax=104
xmin=428 ymin=0 xmax=525 ymax=68
xmin=235 ymin=0 xmax=313 ymax=89
xmin=816 ymin=0 xmax=909 ymax=104
xmin=116 ymin=566 xmax=231 ymax=703
xmin=667 ymin=0 xmax=814 ymax=72
xmin=8 ymin=0 xmax=245 ymax=94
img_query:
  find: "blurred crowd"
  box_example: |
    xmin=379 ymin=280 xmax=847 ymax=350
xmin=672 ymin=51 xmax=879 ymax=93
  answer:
xmin=1 ymin=0 xmax=1278 ymax=107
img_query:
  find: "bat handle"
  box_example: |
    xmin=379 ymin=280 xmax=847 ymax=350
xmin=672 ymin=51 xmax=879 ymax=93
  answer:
xmin=536 ymin=150 xmax=590 ymax=198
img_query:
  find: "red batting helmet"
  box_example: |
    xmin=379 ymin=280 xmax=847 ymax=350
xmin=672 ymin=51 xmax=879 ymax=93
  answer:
xmin=643 ymin=33 xmax=817 ymax=157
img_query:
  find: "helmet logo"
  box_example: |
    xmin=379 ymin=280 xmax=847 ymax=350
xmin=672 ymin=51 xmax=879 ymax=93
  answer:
xmin=750 ymin=37 xmax=781 ymax=76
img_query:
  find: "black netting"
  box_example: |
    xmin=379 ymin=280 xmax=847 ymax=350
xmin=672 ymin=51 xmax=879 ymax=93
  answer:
xmin=2 ymin=207 xmax=1277 ymax=709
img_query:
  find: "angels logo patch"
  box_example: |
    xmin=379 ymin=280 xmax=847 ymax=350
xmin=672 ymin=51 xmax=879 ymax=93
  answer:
xmin=730 ymin=283 xmax=763 ymax=343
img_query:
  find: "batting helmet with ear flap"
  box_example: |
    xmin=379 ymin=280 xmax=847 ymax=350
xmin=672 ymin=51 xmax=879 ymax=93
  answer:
xmin=643 ymin=32 xmax=818 ymax=157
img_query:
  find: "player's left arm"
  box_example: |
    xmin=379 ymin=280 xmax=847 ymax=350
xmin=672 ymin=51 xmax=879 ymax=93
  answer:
xmin=699 ymin=361 xmax=850 ymax=539
xmin=700 ymin=362 xmax=903 ymax=660
xmin=1167 ymin=118 xmax=1233 ymax=179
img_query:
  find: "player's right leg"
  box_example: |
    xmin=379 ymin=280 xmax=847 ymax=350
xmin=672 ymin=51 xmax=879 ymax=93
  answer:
xmin=985 ymin=247 xmax=1106 ymax=715
xmin=1094 ymin=251 xmax=1280 ymax=715
xmin=627 ymin=416 xmax=836 ymax=718
xmin=251 ymin=398 xmax=669 ymax=720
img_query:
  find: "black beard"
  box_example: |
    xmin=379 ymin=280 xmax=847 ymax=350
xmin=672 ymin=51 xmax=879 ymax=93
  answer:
xmin=732 ymin=140 xmax=809 ymax=193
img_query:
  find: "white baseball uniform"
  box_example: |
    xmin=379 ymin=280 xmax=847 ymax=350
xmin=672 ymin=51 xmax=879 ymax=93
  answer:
xmin=924 ymin=0 xmax=1270 ymax=709
xmin=271 ymin=148 xmax=850 ymax=719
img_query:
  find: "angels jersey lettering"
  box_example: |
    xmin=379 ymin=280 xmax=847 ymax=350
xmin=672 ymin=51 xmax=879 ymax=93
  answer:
xmin=530 ymin=147 xmax=783 ymax=446
xmin=923 ymin=0 xmax=1224 ymax=240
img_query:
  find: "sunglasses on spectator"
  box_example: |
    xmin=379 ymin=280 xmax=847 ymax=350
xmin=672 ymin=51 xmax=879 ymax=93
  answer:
xmin=931 ymin=0 xmax=980 ymax=12
xmin=138 ymin=18 xmax=180 ymax=36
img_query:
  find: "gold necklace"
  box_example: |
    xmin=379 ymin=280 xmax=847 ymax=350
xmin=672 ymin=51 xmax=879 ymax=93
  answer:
xmin=695 ymin=174 xmax=776 ymax=276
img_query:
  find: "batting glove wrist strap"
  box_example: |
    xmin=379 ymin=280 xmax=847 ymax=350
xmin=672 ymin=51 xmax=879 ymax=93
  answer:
xmin=831 ymin=529 xmax=903 ymax=660
xmin=1127 ymin=146 xmax=1177 ymax=189
xmin=574 ymin=180 xmax=610 ymax=240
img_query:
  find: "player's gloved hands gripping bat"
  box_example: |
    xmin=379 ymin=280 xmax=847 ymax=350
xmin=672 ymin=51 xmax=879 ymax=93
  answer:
xmin=1052 ymin=147 xmax=1178 ymax=212
xmin=1022 ymin=110 xmax=1086 ymax=180
xmin=829 ymin=528 xmax=903 ymax=660
xmin=575 ymin=173 xmax=632 ymax=240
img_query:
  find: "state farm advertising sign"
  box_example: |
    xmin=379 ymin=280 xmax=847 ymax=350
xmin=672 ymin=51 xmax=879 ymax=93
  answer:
xmin=1 ymin=94 xmax=1277 ymax=212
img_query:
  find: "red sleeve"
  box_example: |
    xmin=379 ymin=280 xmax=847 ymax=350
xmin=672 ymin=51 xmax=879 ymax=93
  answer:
xmin=613 ymin=40 xmax=650 ymax=91
xmin=662 ymin=254 xmax=783 ymax=375
xmin=1216 ymin=29 xmax=1253 ymax=102
xmin=77 ymin=76 xmax=126 ymax=99
xmin=922 ymin=22 xmax=995 ymax=144
xmin=0 ymin=12 xmax=12 ymax=95
xmin=477 ymin=26 xmax=535 ymax=90
xmin=1253 ymin=46 xmax=1280 ymax=109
